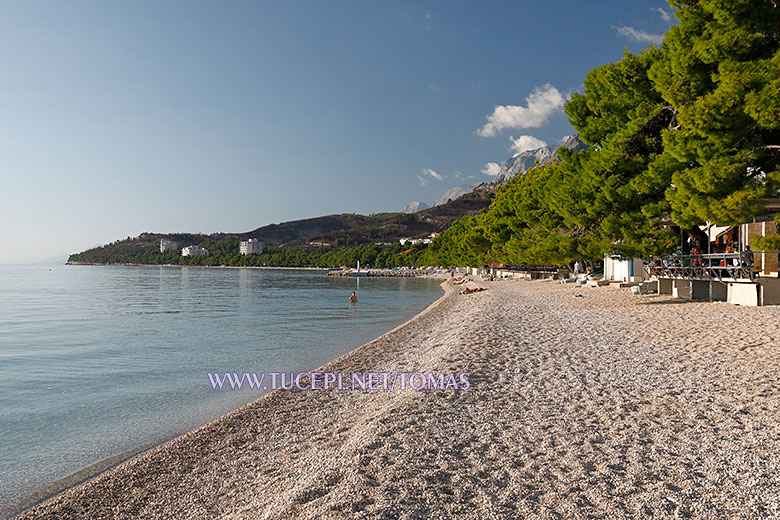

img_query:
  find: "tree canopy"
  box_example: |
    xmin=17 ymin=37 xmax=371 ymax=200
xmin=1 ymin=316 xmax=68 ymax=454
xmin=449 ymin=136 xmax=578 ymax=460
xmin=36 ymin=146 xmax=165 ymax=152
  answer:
xmin=426 ymin=0 xmax=780 ymax=267
xmin=649 ymin=0 xmax=780 ymax=227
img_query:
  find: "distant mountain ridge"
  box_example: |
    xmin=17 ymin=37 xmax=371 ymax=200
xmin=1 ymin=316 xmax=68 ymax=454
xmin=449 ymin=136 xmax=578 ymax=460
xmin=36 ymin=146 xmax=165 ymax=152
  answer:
xmin=68 ymin=192 xmax=494 ymax=263
xmin=433 ymin=184 xmax=477 ymax=207
xmin=71 ymin=136 xmax=589 ymax=264
xmin=401 ymin=134 xmax=588 ymax=211
xmin=496 ymin=134 xmax=588 ymax=181
xmin=402 ymin=201 xmax=429 ymax=214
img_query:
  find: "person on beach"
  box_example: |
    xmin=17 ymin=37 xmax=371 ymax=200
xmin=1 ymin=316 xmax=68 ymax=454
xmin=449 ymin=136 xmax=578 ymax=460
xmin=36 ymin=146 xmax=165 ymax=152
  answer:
xmin=742 ymin=246 xmax=754 ymax=266
xmin=349 ymin=291 xmax=358 ymax=304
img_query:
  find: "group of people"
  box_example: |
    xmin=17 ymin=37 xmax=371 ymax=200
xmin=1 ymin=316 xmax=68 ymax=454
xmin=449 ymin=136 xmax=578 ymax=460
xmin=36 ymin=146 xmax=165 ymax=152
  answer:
xmin=459 ymin=286 xmax=486 ymax=295
xmin=450 ymin=271 xmax=488 ymax=295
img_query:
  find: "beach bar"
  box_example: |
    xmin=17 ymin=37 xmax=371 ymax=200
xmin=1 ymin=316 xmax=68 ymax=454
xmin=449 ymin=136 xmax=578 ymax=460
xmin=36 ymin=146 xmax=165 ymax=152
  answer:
xmin=644 ymin=200 xmax=780 ymax=306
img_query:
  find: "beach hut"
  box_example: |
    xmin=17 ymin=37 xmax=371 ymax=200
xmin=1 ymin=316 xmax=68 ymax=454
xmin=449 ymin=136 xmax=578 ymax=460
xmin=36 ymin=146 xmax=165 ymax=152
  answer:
xmin=603 ymin=256 xmax=646 ymax=283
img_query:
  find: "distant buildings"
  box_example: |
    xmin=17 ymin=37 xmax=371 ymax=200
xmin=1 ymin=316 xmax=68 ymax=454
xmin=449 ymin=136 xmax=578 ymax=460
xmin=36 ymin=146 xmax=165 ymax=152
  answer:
xmin=239 ymin=238 xmax=264 ymax=255
xmin=399 ymin=233 xmax=438 ymax=246
xmin=160 ymin=239 xmax=178 ymax=253
xmin=181 ymin=245 xmax=210 ymax=257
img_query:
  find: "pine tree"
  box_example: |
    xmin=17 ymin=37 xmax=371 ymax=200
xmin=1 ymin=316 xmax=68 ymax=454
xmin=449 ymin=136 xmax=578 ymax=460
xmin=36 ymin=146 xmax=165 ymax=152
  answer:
xmin=649 ymin=0 xmax=780 ymax=227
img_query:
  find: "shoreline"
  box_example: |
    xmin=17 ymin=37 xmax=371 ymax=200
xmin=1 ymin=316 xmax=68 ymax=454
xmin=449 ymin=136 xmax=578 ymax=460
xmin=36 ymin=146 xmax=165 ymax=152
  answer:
xmin=9 ymin=280 xmax=454 ymax=519
xmin=64 ymin=262 xmax=452 ymax=278
xmin=65 ymin=262 xmax=331 ymax=271
xmin=14 ymin=279 xmax=780 ymax=518
xmin=8 ymin=441 xmax=160 ymax=518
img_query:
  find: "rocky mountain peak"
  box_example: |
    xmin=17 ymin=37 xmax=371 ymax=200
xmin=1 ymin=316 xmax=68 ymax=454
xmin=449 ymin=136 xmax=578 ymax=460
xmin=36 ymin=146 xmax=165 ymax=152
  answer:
xmin=495 ymin=134 xmax=588 ymax=181
xmin=402 ymin=201 xmax=429 ymax=214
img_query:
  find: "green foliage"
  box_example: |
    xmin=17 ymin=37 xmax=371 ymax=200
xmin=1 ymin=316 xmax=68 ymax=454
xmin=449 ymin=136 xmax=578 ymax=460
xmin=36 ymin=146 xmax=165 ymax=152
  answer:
xmin=68 ymin=240 xmax=435 ymax=269
xmin=649 ymin=0 xmax=780 ymax=226
xmin=427 ymin=1 xmax=780 ymax=266
xmin=70 ymin=1 xmax=780 ymax=270
xmin=754 ymin=216 xmax=780 ymax=251
xmin=428 ymin=47 xmax=679 ymax=266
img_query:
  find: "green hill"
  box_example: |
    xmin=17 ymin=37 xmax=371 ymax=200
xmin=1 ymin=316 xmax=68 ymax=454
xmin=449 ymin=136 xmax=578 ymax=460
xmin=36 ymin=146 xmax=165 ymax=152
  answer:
xmin=67 ymin=191 xmax=494 ymax=266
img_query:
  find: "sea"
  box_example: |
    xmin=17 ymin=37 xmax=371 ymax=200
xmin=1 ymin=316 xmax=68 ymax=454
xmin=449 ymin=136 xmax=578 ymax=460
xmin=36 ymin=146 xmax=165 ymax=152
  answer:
xmin=0 ymin=264 xmax=444 ymax=517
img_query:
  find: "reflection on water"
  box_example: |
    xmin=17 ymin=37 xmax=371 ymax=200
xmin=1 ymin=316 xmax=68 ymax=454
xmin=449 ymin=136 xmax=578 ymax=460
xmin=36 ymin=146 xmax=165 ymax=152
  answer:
xmin=0 ymin=265 xmax=442 ymax=515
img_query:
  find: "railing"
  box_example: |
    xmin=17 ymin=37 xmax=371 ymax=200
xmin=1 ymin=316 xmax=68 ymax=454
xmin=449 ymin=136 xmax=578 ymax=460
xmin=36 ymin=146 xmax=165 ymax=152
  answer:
xmin=644 ymin=253 xmax=755 ymax=281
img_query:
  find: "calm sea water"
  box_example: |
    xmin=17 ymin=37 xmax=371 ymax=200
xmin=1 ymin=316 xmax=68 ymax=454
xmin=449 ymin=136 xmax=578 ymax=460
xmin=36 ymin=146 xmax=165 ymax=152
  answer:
xmin=0 ymin=264 xmax=443 ymax=516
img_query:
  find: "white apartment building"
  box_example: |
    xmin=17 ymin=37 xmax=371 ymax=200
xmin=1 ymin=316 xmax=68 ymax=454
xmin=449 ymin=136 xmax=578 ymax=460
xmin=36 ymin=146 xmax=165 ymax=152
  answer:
xmin=399 ymin=237 xmax=432 ymax=246
xmin=240 ymin=238 xmax=264 ymax=255
xmin=181 ymin=245 xmax=210 ymax=257
xmin=160 ymin=239 xmax=178 ymax=253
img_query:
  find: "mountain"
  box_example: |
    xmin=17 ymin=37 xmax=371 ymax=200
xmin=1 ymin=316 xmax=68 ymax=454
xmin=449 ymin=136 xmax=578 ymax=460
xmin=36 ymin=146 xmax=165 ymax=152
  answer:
xmin=240 ymin=191 xmax=491 ymax=243
xmin=561 ymin=133 xmax=589 ymax=153
xmin=401 ymin=183 xmax=479 ymax=214
xmin=68 ymin=191 xmax=495 ymax=263
xmin=495 ymin=134 xmax=588 ymax=181
xmin=401 ymin=201 xmax=429 ymax=213
xmin=432 ymin=184 xmax=477 ymax=207
xmin=67 ymin=136 xmax=590 ymax=265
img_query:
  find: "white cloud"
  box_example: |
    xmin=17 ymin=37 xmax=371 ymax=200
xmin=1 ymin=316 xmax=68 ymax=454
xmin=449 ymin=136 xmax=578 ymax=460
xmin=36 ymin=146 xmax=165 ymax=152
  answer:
xmin=652 ymin=7 xmax=672 ymax=22
xmin=481 ymin=162 xmax=501 ymax=177
xmin=427 ymin=83 xmax=441 ymax=91
xmin=417 ymin=175 xmax=429 ymax=187
xmin=477 ymin=84 xmax=566 ymax=137
xmin=421 ymin=168 xmax=445 ymax=180
xmin=615 ymin=26 xmax=664 ymax=45
xmin=509 ymin=135 xmax=548 ymax=155
xmin=424 ymin=9 xmax=432 ymax=21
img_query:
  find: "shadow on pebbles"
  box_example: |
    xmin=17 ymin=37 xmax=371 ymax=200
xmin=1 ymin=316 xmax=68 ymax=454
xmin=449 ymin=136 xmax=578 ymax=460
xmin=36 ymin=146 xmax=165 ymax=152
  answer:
xmin=17 ymin=281 xmax=780 ymax=519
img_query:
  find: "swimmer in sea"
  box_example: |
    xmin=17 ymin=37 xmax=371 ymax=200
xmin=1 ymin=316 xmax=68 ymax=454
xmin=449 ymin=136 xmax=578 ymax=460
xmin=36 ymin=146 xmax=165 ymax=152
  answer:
xmin=349 ymin=291 xmax=358 ymax=304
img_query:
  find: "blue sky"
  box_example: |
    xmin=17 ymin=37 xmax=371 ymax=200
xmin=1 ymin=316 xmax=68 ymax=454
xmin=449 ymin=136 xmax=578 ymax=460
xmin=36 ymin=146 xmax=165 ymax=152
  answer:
xmin=0 ymin=1 xmax=674 ymax=263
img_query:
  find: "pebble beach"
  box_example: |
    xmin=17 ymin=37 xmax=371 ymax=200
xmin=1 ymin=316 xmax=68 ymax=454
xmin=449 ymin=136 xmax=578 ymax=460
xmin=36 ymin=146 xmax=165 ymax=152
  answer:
xmin=15 ymin=279 xmax=780 ymax=519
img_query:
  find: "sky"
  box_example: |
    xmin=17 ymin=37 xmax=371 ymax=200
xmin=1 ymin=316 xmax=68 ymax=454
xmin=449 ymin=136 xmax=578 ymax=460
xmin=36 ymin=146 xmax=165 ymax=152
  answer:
xmin=0 ymin=1 xmax=675 ymax=263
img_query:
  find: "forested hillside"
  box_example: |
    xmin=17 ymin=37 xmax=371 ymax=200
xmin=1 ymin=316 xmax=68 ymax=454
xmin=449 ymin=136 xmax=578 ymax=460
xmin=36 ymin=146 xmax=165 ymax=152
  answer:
xmin=67 ymin=192 xmax=492 ymax=266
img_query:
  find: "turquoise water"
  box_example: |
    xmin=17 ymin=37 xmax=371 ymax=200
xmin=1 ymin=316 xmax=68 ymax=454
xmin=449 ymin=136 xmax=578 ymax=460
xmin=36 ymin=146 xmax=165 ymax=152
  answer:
xmin=0 ymin=265 xmax=443 ymax=516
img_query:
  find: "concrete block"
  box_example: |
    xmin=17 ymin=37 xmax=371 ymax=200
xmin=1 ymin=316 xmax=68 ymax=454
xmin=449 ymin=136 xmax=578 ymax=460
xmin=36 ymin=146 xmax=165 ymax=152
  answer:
xmin=658 ymin=278 xmax=673 ymax=295
xmin=691 ymin=280 xmax=710 ymax=300
xmin=711 ymin=281 xmax=728 ymax=302
xmin=672 ymin=280 xmax=691 ymax=299
xmin=728 ymin=283 xmax=760 ymax=306
xmin=758 ymin=278 xmax=780 ymax=306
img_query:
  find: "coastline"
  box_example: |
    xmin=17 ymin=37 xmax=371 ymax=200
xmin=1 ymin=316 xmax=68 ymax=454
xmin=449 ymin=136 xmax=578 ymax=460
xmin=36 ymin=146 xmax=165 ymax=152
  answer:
xmin=65 ymin=262 xmax=331 ymax=271
xmin=64 ymin=262 xmax=452 ymax=278
xmin=9 ymin=280 xmax=454 ymax=519
xmin=8 ymin=442 xmax=160 ymax=517
xmin=14 ymin=279 xmax=780 ymax=519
